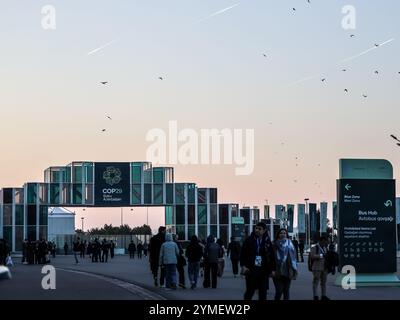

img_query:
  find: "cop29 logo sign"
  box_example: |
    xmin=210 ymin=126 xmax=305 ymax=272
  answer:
xmin=94 ymin=163 xmax=130 ymax=206
xmin=103 ymin=166 xmax=122 ymax=186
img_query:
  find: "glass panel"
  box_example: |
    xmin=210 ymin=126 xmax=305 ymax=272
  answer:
xmin=188 ymin=226 xmax=196 ymax=238
xmin=175 ymin=184 xmax=185 ymax=204
xmin=73 ymin=184 xmax=83 ymax=205
xmin=73 ymin=165 xmax=82 ymax=183
xmin=15 ymin=205 xmax=24 ymax=225
xmin=39 ymin=226 xmax=48 ymax=240
xmin=198 ymin=226 xmax=207 ymax=242
xmin=210 ymin=226 xmax=217 ymax=239
xmin=241 ymin=209 xmax=250 ymax=225
xmin=3 ymin=205 xmax=12 ymax=225
xmin=144 ymin=184 xmax=152 ymax=204
xmin=219 ymin=205 xmax=229 ymax=225
xmin=15 ymin=189 xmax=24 ymax=204
xmin=15 ymin=226 xmax=24 ymax=251
xmin=188 ymin=205 xmax=195 ymax=224
xmin=143 ymin=167 xmax=152 ymax=183
xmin=210 ymin=204 xmax=217 ymax=224
xmin=165 ymin=206 xmax=174 ymax=225
xmin=39 ymin=184 xmax=48 ymax=204
xmin=62 ymin=184 xmax=71 ymax=204
xmin=176 ymin=205 xmax=185 ymax=224
xmin=198 ymin=189 xmax=206 ymax=204
xmin=132 ymin=165 xmax=142 ymax=183
xmin=198 ymin=205 xmax=207 ymax=224
xmin=65 ymin=166 xmax=71 ymax=183
xmin=165 ymin=168 xmax=174 ymax=183
xmin=85 ymin=163 xmax=94 ymax=183
xmin=50 ymin=184 xmax=60 ymax=204
xmin=27 ymin=205 xmax=37 ymax=225
xmin=166 ymin=184 xmax=174 ymax=204
xmin=39 ymin=206 xmax=48 ymax=225
xmin=28 ymin=226 xmax=36 ymax=241
xmin=3 ymin=188 xmax=13 ymax=204
xmin=3 ymin=226 xmax=12 ymax=247
xmin=27 ymin=184 xmax=37 ymax=204
xmin=132 ymin=184 xmax=141 ymax=205
xmin=209 ymin=189 xmax=217 ymax=203
xmin=176 ymin=225 xmax=185 ymax=240
xmin=153 ymin=184 xmax=163 ymax=204
xmin=85 ymin=184 xmax=94 ymax=205
xmin=188 ymin=184 xmax=195 ymax=204
xmin=153 ymin=168 xmax=164 ymax=183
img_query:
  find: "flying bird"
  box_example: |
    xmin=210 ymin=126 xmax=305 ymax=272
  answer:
xmin=362 ymin=94 xmax=368 ymax=98
xmin=106 ymin=116 xmax=112 ymax=120
xmin=342 ymin=69 xmax=347 ymax=72
xmin=100 ymin=81 xmax=108 ymax=85
xmin=374 ymin=70 xmax=379 ymax=74
xmin=374 ymin=44 xmax=380 ymax=47
xmin=158 ymin=77 xmax=163 ymax=80
xmin=292 ymin=8 xmax=296 ymax=11
xmin=101 ymin=129 xmax=106 ymax=132
xmin=344 ymin=89 xmax=348 ymax=93
xmin=321 ymin=78 xmax=326 ymax=82
xmin=263 ymin=53 xmax=267 ymax=57
xmin=350 ymin=34 xmax=355 ymax=37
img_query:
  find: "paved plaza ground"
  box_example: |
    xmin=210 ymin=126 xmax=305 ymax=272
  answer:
xmin=1 ymin=254 xmax=399 ymax=300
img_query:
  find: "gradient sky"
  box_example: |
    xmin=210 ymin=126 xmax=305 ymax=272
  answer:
xmin=1 ymin=1 xmax=400 ymax=230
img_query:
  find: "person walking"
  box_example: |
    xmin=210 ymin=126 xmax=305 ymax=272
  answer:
xmin=299 ymin=240 xmax=305 ymax=262
xmin=101 ymin=239 xmax=109 ymax=263
xmin=64 ymin=242 xmax=69 ymax=256
xmin=128 ymin=241 xmax=136 ymax=259
xmin=143 ymin=242 xmax=148 ymax=257
xmin=203 ymin=235 xmax=223 ymax=289
xmin=110 ymin=240 xmax=115 ymax=259
xmin=272 ymin=228 xmax=298 ymax=300
xmin=227 ymin=237 xmax=241 ymax=278
xmin=174 ymin=234 xmax=187 ymax=289
xmin=309 ymin=236 xmax=330 ymax=300
xmin=137 ymin=241 xmax=143 ymax=259
xmin=149 ymin=226 xmax=166 ymax=287
xmin=292 ymin=237 xmax=299 ymax=261
xmin=72 ymin=237 xmax=81 ymax=264
xmin=240 ymin=222 xmax=276 ymax=301
xmin=159 ymin=233 xmax=180 ymax=290
xmin=80 ymin=241 xmax=86 ymax=259
xmin=185 ymin=235 xmax=203 ymax=289
xmin=216 ymin=238 xmax=226 ymax=278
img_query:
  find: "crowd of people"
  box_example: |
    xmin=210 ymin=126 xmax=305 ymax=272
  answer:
xmin=68 ymin=238 xmax=117 ymax=264
xmin=148 ymin=223 xmax=339 ymax=300
xmin=127 ymin=240 xmax=148 ymax=259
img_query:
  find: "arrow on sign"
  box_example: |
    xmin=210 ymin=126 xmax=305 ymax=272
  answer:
xmin=345 ymin=184 xmax=351 ymax=191
xmin=384 ymin=200 xmax=393 ymax=207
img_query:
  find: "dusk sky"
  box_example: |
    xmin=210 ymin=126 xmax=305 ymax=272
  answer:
xmin=1 ymin=1 xmax=399 ymax=230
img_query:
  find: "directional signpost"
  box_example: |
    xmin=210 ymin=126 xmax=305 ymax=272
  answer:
xmin=337 ymin=159 xmax=400 ymax=286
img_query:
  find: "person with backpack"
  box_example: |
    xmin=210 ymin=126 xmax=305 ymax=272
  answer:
xmin=309 ymin=236 xmax=330 ymax=300
xmin=272 ymin=228 xmax=298 ymax=300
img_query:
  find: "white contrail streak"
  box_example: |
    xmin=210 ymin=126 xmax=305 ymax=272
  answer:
xmin=194 ymin=3 xmax=240 ymax=24
xmin=287 ymin=38 xmax=395 ymax=87
xmin=337 ymin=38 xmax=395 ymax=64
xmin=87 ymin=39 xmax=117 ymax=56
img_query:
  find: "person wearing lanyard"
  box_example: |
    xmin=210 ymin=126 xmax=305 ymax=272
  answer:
xmin=240 ymin=222 xmax=276 ymax=300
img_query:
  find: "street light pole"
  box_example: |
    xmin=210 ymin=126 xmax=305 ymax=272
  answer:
xmin=146 ymin=207 xmax=149 ymax=226
xmin=304 ymin=198 xmax=310 ymax=250
xmin=81 ymin=217 xmax=84 ymax=232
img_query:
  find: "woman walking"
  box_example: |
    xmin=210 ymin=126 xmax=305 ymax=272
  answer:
xmin=272 ymin=228 xmax=298 ymax=300
xmin=159 ymin=233 xmax=180 ymax=290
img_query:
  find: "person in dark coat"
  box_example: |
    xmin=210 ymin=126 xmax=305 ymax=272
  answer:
xmin=137 ymin=241 xmax=143 ymax=259
xmin=174 ymin=234 xmax=187 ymax=289
xmin=22 ymin=239 xmax=28 ymax=264
xmin=185 ymin=235 xmax=203 ymax=289
xmin=128 ymin=241 xmax=136 ymax=259
xmin=149 ymin=226 xmax=166 ymax=287
xmin=298 ymin=240 xmax=305 ymax=262
xmin=203 ymin=235 xmax=223 ymax=289
xmin=110 ymin=240 xmax=115 ymax=259
xmin=240 ymin=222 xmax=276 ymax=300
xmin=292 ymin=238 xmax=299 ymax=261
xmin=227 ymin=237 xmax=241 ymax=277
xmin=63 ymin=242 xmax=69 ymax=255
xmin=101 ymin=239 xmax=109 ymax=263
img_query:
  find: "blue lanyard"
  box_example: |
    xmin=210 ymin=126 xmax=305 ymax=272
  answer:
xmin=256 ymin=238 xmax=261 ymax=255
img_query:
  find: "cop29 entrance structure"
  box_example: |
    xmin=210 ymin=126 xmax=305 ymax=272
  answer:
xmin=0 ymin=161 xmax=260 ymax=252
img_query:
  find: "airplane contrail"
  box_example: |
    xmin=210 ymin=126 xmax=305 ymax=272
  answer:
xmin=87 ymin=39 xmax=117 ymax=56
xmin=337 ymin=38 xmax=395 ymax=64
xmin=194 ymin=3 xmax=240 ymax=24
xmin=287 ymin=38 xmax=395 ymax=86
